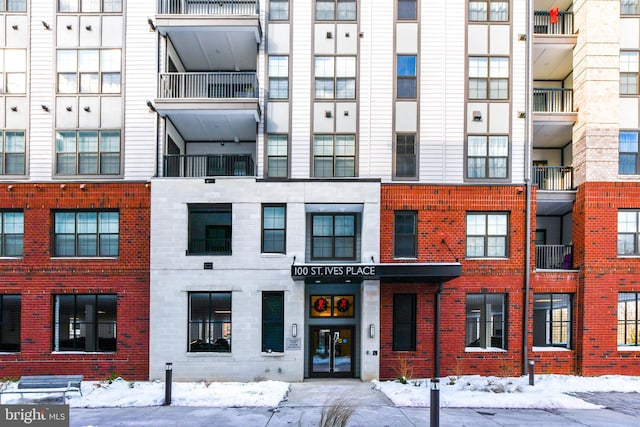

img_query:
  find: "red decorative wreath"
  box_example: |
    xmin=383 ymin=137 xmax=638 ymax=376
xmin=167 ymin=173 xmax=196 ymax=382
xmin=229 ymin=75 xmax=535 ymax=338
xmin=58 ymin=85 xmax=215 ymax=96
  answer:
xmin=314 ymin=297 xmax=329 ymax=312
xmin=336 ymin=297 xmax=352 ymax=313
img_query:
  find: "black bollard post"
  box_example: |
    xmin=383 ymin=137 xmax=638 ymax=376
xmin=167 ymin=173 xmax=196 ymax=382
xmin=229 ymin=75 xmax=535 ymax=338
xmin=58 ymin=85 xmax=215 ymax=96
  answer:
xmin=430 ymin=378 xmax=440 ymax=427
xmin=528 ymin=360 xmax=535 ymax=386
xmin=164 ymin=362 xmax=173 ymax=405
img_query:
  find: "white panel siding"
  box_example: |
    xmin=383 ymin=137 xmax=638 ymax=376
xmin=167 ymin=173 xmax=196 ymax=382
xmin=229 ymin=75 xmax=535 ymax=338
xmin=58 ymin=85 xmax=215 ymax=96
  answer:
xmin=620 ymin=97 xmax=639 ymax=129
xmin=395 ymin=23 xmax=418 ymax=54
xmin=511 ymin=0 xmax=527 ymax=184
xmin=489 ymin=102 xmax=510 ymax=134
xmin=467 ymin=25 xmax=488 ymax=55
xmin=123 ymin=0 xmax=158 ymax=180
xmin=489 ymin=25 xmax=510 ymax=55
xmin=266 ymin=102 xmax=290 ymax=133
xmin=266 ymin=23 xmax=290 ymax=54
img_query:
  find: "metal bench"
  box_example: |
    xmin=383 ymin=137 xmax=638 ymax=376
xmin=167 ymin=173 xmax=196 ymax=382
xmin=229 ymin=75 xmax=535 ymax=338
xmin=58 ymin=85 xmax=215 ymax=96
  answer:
xmin=0 ymin=375 xmax=83 ymax=403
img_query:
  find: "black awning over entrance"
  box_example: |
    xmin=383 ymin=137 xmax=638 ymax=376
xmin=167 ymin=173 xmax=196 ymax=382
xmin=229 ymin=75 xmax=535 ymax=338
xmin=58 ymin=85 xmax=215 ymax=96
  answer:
xmin=291 ymin=263 xmax=462 ymax=283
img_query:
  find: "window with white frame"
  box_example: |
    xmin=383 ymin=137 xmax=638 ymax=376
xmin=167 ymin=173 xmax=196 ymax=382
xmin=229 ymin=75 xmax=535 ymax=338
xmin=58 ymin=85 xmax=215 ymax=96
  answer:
xmin=0 ymin=0 xmax=26 ymax=12
xmin=55 ymin=130 xmax=121 ymax=175
xmin=620 ymin=131 xmax=639 ymax=175
xmin=0 ymin=50 xmax=26 ymax=94
xmin=395 ymin=134 xmax=417 ymax=178
xmin=467 ymin=135 xmax=509 ymax=179
xmin=0 ymin=131 xmax=25 ymax=175
xmin=313 ymin=135 xmax=356 ymax=177
xmin=58 ymin=0 xmax=122 ymax=12
xmin=269 ymin=0 xmax=289 ymax=20
xmin=268 ymin=56 xmax=289 ymax=99
xmin=315 ymin=56 xmax=356 ymax=99
xmin=621 ymin=0 xmax=640 ymax=15
xmin=57 ymin=49 xmax=121 ymax=94
xmin=267 ymin=135 xmax=288 ymax=178
xmin=188 ymin=292 xmax=232 ymax=352
xmin=469 ymin=56 xmax=509 ymax=100
xmin=54 ymin=294 xmax=117 ymax=352
xmin=619 ymin=292 xmax=640 ymax=346
xmin=54 ymin=211 xmax=119 ymax=257
xmin=0 ymin=211 xmax=23 ymax=257
xmin=618 ymin=210 xmax=640 ymax=255
xmin=533 ymin=293 xmax=571 ymax=348
xmin=316 ymin=0 xmax=356 ymax=20
xmin=466 ymin=212 xmax=508 ymax=257
xmin=466 ymin=293 xmax=506 ymax=349
xmin=621 ymin=51 xmax=639 ymax=95
xmin=468 ymin=0 xmax=509 ymax=22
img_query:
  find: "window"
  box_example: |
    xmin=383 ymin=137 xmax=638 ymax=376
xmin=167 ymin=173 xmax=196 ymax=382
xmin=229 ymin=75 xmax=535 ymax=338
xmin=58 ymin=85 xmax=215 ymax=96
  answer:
xmin=269 ymin=0 xmax=289 ymax=20
xmin=618 ymin=210 xmax=640 ymax=255
xmin=467 ymin=135 xmax=508 ymax=178
xmin=397 ymin=55 xmax=417 ymax=99
xmin=395 ymin=134 xmax=417 ymax=178
xmin=0 ymin=50 xmax=26 ymax=93
xmin=393 ymin=294 xmax=416 ymax=351
xmin=0 ymin=211 xmax=23 ymax=257
xmin=315 ymin=56 xmax=356 ymax=99
xmin=262 ymin=292 xmax=284 ymax=353
xmin=533 ymin=294 xmax=571 ymax=348
xmin=466 ymin=294 xmax=505 ymax=349
xmin=469 ymin=57 xmax=509 ymax=100
xmin=189 ymin=292 xmax=231 ymax=352
xmin=622 ymin=0 xmax=640 ymax=15
xmin=267 ymin=135 xmax=288 ymax=178
xmin=311 ymin=214 xmax=356 ymax=260
xmin=0 ymin=295 xmax=20 ymax=352
xmin=58 ymin=0 xmax=122 ymax=12
xmin=620 ymin=131 xmax=639 ymax=174
xmin=0 ymin=131 xmax=25 ymax=175
xmin=466 ymin=212 xmax=508 ymax=257
xmin=394 ymin=211 xmax=417 ymax=258
xmin=262 ymin=205 xmax=286 ymax=254
xmin=54 ymin=211 xmax=119 ymax=257
xmin=55 ymin=130 xmax=121 ymax=175
xmin=0 ymin=0 xmax=26 ymax=12
xmin=57 ymin=49 xmax=121 ymax=93
xmin=188 ymin=204 xmax=232 ymax=255
xmin=619 ymin=293 xmax=640 ymax=346
xmin=469 ymin=0 xmax=509 ymax=22
xmin=398 ymin=0 xmax=417 ymax=20
xmin=316 ymin=0 xmax=356 ymax=20
xmin=268 ymin=56 xmax=289 ymax=99
xmin=313 ymin=135 xmax=356 ymax=177
xmin=620 ymin=51 xmax=639 ymax=95
xmin=53 ymin=294 xmax=117 ymax=352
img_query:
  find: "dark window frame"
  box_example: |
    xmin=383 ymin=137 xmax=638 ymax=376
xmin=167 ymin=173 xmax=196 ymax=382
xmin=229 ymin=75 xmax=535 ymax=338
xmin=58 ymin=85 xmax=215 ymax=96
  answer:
xmin=311 ymin=213 xmax=357 ymax=260
xmin=262 ymin=204 xmax=286 ymax=254
xmin=262 ymin=291 xmax=284 ymax=353
xmin=187 ymin=204 xmax=232 ymax=255
xmin=619 ymin=131 xmax=639 ymax=175
xmin=55 ymin=129 xmax=122 ymax=176
xmin=398 ymin=0 xmax=417 ymax=20
xmin=266 ymin=134 xmax=289 ymax=178
xmin=533 ymin=293 xmax=572 ymax=348
xmin=395 ymin=133 xmax=417 ymax=178
xmin=466 ymin=134 xmax=509 ymax=179
xmin=619 ymin=292 xmax=640 ymax=346
xmin=465 ymin=293 xmax=506 ymax=349
xmin=188 ymin=292 xmax=232 ymax=353
xmin=393 ymin=293 xmax=416 ymax=351
xmin=53 ymin=294 xmax=117 ymax=352
xmin=394 ymin=211 xmax=417 ymax=258
xmin=0 ymin=210 xmax=23 ymax=257
xmin=312 ymin=134 xmax=356 ymax=177
xmin=397 ymin=55 xmax=417 ymax=99
xmin=0 ymin=130 xmax=26 ymax=175
xmin=53 ymin=210 xmax=119 ymax=257
xmin=618 ymin=210 xmax=640 ymax=255
xmin=0 ymin=294 xmax=20 ymax=352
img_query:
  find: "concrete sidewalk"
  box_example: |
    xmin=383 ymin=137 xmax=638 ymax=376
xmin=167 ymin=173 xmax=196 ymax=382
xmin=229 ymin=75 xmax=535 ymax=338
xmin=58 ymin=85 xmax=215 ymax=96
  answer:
xmin=69 ymin=381 xmax=640 ymax=427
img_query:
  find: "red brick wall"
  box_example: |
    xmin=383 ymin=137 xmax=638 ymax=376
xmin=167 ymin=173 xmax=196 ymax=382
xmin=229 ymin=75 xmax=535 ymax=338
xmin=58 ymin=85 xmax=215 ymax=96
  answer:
xmin=380 ymin=184 xmax=528 ymax=379
xmin=0 ymin=182 xmax=150 ymax=380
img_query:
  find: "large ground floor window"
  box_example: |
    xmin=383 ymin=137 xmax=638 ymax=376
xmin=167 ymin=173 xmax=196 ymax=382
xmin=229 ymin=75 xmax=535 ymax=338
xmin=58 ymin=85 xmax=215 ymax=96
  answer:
xmin=0 ymin=294 xmax=20 ymax=352
xmin=619 ymin=292 xmax=640 ymax=347
xmin=465 ymin=293 xmax=506 ymax=349
xmin=533 ymin=293 xmax=571 ymax=348
xmin=54 ymin=294 xmax=117 ymax=352
xmin=188 ymin=292 xmax=232 ymax=352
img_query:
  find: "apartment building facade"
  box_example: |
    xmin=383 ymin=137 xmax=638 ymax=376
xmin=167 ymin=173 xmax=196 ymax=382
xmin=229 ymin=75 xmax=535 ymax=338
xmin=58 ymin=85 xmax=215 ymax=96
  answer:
xmin=1 ymin=0 xmax=640 ymax=382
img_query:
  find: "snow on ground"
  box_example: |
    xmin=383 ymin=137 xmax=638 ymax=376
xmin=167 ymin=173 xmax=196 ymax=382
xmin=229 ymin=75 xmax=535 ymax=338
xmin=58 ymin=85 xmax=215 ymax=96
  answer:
xmin=0 ymin=375 xmax=639 ymax=409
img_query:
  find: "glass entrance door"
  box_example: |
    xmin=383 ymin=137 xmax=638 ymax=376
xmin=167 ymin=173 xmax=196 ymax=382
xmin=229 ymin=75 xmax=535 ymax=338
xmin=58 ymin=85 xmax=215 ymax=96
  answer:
xmin=309 ymin=326 xmax=354 ymax=378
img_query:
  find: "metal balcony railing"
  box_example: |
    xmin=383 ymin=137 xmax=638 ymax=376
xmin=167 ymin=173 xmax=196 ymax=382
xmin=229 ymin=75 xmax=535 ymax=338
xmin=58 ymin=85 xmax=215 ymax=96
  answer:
xmin=188 ymin=238 xmax=232 ymax=255
xmin=533 ymin=11 xmax=574 ymax=35
xmin=164 ymin=154 xmax=255 ymax=177
xmin=533 ymin=88 xmax=573 ymax=113
xmin=536 ymin=245 xmax=573 ymax=270
xmin=159 ymin=72 xmax=259 ymax=99
xmin=533 ymin=166 xmax=574 ymax=191
xmin=158 ymin=0 xmax=259 ymax=15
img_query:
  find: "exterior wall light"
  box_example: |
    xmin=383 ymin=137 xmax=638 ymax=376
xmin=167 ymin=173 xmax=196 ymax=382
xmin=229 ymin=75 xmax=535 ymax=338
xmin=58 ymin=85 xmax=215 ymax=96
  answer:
xmin=369 ymin=324 xmax=375 ymax=339
xmin=291 ymin=323 xmax=297 ymax=338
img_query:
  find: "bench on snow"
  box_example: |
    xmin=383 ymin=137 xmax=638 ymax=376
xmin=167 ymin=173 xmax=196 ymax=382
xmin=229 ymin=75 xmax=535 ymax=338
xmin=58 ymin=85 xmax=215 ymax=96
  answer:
xmin=0 ymin=375 xmax=83 ymax=403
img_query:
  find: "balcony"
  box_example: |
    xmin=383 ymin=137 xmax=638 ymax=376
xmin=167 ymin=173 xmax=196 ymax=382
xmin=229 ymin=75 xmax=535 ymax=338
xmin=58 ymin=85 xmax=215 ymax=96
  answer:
xmin=536 ymin=244 xmax=573 ymax=270
xmin=159 ymin=72 xmax=258 ymax=100
xmin=534 ymin=11 xmax=574 ymax=35
xmin=533 ymin=166 xmax=573 ymax=191
xmin=164 ymin=154 xmax=255 ymax=177
xmin=158 ymin=0 xmax=259 ymax=15
xmin=188 ymin=238 xmax=232 ymax=255
xmin=533 ymin=88 xmax=573 ymax=113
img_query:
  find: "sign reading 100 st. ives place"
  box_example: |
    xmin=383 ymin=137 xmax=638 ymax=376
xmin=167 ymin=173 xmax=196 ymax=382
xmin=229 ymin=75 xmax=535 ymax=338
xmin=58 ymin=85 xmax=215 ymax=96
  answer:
xmin=291 ymin=264 xmax=377 ymax=280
